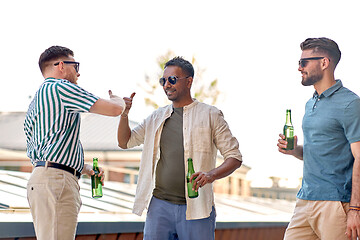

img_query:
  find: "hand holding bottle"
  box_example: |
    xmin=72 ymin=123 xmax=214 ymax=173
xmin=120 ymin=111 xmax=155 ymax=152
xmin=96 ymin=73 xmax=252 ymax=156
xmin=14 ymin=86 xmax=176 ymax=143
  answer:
xmin=82 ymin=163 xmax=105 ymax=186
xmin=189 ymin=157 xmax=241 ymax=193
xmin=277 ymin=134 xmax=304 ymax=160
xmin=91 ymin=158 xmax=104 ymax=198
xmin=278 ymin=134 xmax=298 ymax=155
xmin=189 ymin=171 xmax=215 ymax=192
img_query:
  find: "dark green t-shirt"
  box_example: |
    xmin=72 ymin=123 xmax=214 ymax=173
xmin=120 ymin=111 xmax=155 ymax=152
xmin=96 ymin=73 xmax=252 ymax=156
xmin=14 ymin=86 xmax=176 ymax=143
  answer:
xmin=153 ymin=107 xmax=186 ymax=204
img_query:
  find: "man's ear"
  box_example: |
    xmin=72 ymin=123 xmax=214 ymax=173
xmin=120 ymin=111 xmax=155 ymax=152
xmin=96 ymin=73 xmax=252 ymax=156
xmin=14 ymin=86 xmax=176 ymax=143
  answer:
xmin=321 ymin=57 xmax=330 ymax=70
xmin=187 ymin=76 xmax=193 ymax=89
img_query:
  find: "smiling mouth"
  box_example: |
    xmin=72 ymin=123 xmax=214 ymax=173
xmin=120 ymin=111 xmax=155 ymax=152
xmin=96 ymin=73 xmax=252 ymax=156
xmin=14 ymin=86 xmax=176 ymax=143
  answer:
xmin=166 ymin=89 xmax=175 ymax=95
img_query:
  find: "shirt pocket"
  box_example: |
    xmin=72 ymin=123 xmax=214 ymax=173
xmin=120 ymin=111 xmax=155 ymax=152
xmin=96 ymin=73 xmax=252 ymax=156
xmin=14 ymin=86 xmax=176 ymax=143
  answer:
xmin=193 ymin=127 xmax=212 ymax=153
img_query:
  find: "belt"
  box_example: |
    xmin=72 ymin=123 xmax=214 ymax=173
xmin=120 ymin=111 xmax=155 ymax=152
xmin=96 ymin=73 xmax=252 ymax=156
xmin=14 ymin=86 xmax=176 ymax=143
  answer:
xmin=35 ymin=161 xmax=81 ymax=179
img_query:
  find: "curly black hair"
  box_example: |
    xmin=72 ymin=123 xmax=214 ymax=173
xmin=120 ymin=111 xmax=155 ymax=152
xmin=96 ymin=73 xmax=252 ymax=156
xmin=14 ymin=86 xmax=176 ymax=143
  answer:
xmin=165 ymin=56 xmax=194 ymax=78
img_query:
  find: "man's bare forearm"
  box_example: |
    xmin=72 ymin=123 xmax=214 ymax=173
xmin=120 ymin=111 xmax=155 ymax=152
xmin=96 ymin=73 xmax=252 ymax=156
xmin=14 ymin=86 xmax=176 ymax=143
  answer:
xmin=190 ymin=157 xmax=242 ymax=191
xmin=350 ymin=158 xmax=360 ymax=206
xmin=117 ymin=114 xmax=131 ymax=149
xmin=117 ymin=93 xmax=136 ymax=149
xmin=293 ymin=145 xmax=304 ymax=160
xmin=208 ymin=157 xmax=242 ymax=180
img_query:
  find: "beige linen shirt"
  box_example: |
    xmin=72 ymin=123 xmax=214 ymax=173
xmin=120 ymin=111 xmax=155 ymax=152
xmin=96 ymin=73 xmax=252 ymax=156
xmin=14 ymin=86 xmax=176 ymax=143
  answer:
xmin=128 ymin=99 xmax=242 ymax=220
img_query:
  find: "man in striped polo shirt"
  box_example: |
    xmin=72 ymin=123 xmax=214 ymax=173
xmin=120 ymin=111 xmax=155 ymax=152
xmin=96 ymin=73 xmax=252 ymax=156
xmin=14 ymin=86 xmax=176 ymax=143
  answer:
xmin=24 ymin=46 xmax=125 ymax=240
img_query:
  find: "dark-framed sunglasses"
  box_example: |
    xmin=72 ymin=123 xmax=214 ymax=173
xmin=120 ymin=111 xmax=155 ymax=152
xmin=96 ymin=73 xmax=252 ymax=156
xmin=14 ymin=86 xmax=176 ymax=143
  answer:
xmin=54 ymin=61 xmax=80 ymax=73
xmin=298 ymin=57 xmax=325 ymax=68
xmin=159 ymin=76 xmax=191 ymax=86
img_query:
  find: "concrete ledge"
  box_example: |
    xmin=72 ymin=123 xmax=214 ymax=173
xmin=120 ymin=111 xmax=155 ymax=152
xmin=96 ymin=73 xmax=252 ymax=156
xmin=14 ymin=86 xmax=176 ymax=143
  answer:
xmin=216 ymin=221 xmax=288 ymax=229
xmin=0 ymin=221 xmax=288 ymax=238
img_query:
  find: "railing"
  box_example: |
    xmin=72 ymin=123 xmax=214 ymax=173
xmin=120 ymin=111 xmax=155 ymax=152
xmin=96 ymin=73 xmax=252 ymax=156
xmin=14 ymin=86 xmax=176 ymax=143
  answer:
xmin=0 ymin=160 xmax=140 ymax=185
xmin=101 ymin=165 xmax=139 ymax=184
xmin=0 ymin=221 xmax=288 ymax=240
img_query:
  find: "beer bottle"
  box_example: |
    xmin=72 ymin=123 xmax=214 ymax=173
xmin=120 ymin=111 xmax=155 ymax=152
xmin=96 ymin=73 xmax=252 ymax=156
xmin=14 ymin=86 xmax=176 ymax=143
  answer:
xmin=187 ymin=158 xmax=198 ymax=198
xmin=283 ymin=109 xmax=294 ymax=150
xmin=91 ymin=157 xmax=103 ymax=198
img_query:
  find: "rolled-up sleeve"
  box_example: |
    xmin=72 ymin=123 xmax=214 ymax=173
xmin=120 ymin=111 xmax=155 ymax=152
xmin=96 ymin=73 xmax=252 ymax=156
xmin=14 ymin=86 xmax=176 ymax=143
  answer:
xmin=127 ymin=120 xmax=146 ymax=149
xmin=213 ymin=109 xmax=242 ymax=162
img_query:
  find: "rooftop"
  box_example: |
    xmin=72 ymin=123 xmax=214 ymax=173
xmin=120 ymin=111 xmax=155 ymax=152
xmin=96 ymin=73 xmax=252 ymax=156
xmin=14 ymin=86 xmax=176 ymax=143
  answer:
xmin=0 ymin=169 xmax=294 ymax=223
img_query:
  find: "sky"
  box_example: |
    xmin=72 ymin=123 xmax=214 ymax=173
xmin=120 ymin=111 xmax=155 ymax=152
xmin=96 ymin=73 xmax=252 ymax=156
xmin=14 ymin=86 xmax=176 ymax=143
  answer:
xmin=1 ymin=0 xmax=360 ymax=187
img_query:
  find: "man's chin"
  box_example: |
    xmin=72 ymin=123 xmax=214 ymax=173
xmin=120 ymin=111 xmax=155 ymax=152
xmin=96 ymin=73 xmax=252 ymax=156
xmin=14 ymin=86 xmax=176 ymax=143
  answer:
xmin=301 ymin=80 xmax=311 ymax=86
xmin=166 ymin=93 xmax=176 ymax=101
xmin=301 ymin=77 xmax=320 ymax=86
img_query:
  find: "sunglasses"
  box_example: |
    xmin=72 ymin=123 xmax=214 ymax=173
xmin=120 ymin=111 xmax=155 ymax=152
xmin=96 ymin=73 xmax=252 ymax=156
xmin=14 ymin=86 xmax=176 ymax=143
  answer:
xmin=159 ymin=76 xmax=191 ymax=86
xmin=298 ymin=57 xmax=325 ymax=68
xmin=54 ymin=61 xmax=80 ymax=73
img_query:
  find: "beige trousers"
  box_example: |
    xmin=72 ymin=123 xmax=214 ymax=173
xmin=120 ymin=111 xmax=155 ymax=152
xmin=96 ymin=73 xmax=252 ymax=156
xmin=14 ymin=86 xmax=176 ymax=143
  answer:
xmin=27 ymin=166 xmax=82 ymax=240
xmin=284 ymin=199 xmax=349 ymax=240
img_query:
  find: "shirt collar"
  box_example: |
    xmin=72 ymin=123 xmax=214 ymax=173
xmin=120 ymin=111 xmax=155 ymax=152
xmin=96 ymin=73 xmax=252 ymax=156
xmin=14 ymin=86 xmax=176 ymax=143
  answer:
xmin=183 ymin=99 xmax=199 ymax=110
xmin=313 ymin=79 xmax=342 ymax=98
xmin=170 ymin=99 xmax=199 ymax=110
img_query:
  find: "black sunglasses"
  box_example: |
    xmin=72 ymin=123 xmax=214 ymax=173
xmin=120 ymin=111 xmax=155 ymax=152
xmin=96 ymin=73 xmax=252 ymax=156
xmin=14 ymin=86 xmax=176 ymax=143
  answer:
xmin=54 ymin=61 xmax=80 ymax=73
xmin=159 ymin=76 xmax=191 ymax=86
xmin=298 ymin=57 xmax=325 ymax=68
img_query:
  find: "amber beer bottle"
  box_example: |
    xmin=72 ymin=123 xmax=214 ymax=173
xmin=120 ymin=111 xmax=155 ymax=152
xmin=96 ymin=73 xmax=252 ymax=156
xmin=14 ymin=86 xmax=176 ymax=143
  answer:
xmin=187 ymin=158 xmax=198 ymax=198
xmin=91 ymin=157 xmax=103 ymax=198
xmin=283 ymin=109 xmax=294 ymax=150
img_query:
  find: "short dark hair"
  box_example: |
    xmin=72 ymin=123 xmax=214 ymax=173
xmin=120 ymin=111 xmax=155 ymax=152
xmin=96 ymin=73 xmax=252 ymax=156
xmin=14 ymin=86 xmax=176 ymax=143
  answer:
xmin=38 ymin=46 xmax=74 ymax=73
xmin=300 ymin=37 xmax=341 ymax=67
xmin=165 ymin=56 xmax=194 ymax=78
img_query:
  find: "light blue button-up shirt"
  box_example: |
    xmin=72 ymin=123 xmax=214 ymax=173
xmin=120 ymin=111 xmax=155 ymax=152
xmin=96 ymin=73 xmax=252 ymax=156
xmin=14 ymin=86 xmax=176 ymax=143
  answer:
xmin=298 ymin=80 xmax=360 ymax=201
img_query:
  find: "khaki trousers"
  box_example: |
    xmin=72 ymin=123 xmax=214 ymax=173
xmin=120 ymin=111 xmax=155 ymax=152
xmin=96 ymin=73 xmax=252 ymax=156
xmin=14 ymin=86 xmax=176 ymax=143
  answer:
xmin=284 ymin=199 xmax=349 ymax=240
xmin=27 ymin=166 xmax=82 ymax=240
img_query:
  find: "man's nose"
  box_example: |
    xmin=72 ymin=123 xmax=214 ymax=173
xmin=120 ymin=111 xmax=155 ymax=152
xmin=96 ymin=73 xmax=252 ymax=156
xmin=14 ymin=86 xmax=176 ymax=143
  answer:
xmin=163 ymin=79 xmax=172 ymax=88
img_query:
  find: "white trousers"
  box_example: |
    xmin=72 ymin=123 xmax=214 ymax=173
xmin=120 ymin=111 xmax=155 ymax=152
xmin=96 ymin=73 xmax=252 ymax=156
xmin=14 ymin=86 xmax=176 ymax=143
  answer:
xmin=27 ymin=166 xmax=82 ymax=240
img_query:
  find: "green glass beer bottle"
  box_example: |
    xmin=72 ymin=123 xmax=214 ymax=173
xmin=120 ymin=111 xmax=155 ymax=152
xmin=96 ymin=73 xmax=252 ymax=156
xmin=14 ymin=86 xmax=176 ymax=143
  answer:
xmin=91 ymin=157 xmax=103 ymax=198
xmin=187 ymin=158 xmax=198 ymax=198
xmin=283 ymin=109 xmax=294 ymax=150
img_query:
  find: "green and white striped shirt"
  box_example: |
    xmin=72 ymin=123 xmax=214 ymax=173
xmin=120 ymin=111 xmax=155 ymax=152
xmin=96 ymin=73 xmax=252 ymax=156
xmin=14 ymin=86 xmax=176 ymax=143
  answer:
xmin=24 ymin=78 xmax=99 ymax=172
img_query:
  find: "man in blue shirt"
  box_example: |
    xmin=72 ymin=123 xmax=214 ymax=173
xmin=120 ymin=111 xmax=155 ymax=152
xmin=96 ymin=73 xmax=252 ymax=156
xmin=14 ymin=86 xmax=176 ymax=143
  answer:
xmin=278 ymin=38 xmax=360 ymax=240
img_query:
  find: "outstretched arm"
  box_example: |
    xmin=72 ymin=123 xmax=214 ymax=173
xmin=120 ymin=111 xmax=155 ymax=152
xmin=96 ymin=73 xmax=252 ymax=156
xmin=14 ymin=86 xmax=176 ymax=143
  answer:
xmin=89 ymin=90 xmax=125 ymax=116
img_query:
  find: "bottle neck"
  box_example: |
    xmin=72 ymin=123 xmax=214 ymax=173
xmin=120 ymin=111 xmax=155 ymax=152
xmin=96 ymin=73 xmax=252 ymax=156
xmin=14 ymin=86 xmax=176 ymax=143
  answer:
xmin=93 ymin=160 xmax=98 ymax=167
xmin=285 ymin=111 xmax=292 ymax=125
xmin=188 ymin=160 xmax=194 ymax=171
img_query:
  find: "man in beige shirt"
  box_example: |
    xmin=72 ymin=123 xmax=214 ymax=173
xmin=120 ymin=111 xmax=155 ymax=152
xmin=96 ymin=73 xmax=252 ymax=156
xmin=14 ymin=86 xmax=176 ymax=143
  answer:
xmin=117 ymin=56 xmax=242 ymax=240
